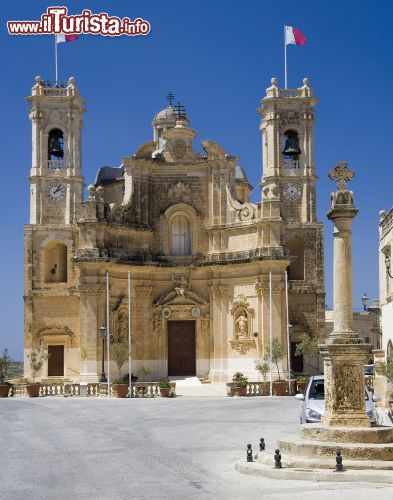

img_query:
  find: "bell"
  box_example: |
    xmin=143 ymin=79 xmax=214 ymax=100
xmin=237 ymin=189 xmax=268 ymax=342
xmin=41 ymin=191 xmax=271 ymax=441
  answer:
xmin=49 ymin=137 xmax=64 ymax=158
xmin=282 ymin=134 xmax=301 ymax=157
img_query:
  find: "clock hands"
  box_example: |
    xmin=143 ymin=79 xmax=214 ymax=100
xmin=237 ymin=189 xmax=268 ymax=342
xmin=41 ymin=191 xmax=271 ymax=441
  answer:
xmin=53 ymin=184 xmax=62 ymax=194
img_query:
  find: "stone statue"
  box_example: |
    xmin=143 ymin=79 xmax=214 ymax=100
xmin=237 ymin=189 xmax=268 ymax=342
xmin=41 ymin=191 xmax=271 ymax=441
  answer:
xmin=117 ymin=311 xmax=128 ymax=341
xmin=236 ymin=313 xmax=248 ymax=339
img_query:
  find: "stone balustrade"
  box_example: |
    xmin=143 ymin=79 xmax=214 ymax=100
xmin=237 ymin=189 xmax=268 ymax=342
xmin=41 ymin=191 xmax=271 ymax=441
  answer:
xmin=226 ymin=382 xmax=270 ymax=396
xmin=8 ymin=381 xmax=167 ymax=398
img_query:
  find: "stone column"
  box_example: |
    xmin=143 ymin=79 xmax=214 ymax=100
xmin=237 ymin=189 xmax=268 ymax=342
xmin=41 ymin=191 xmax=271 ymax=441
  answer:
xmin=320 ymin=162 xmax=370 ymax=427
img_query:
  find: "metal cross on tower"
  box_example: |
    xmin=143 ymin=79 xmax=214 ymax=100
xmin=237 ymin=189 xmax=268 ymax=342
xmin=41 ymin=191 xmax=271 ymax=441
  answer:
xmin=328 ymin=161 xmax=355 ymax=190
xmin=174 ymin=102 xmax=187 ymax=120
xmin=166 ymin=92 xmax=175 ymax=106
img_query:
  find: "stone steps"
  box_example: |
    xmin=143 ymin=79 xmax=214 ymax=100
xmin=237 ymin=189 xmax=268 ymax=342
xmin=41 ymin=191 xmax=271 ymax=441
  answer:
xmin=258 ymin=450 xmax=393 ymax=470
xmin=278 ymin=438 xmax=393 ymax=461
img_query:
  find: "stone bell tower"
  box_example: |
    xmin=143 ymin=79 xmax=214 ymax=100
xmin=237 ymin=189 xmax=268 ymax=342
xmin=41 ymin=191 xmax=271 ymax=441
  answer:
xmin=259 ymin=77 xmax=317 ymax=223
xmin=26 ymin=76 xmax=85 ymax=225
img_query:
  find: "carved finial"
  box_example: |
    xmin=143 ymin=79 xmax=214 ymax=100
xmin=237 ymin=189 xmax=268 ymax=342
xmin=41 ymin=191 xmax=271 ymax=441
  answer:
xmin=328 ymin=161 xmax=355 ymax=190
xmin=35 ymin=76 xmax=42 ymax=84
xmin=379 ymin=210 xmax=386 ymax=220
xmin=96 ymin=185 xmax=104 ymax=201
xmin=68 ymin=76 xmax=75 ymax=86
xmin=87 ymin=184 xmax=96 ymax=200
xmin=303 ymin=77 xmax=309 ymax=86
xmin=271 ymin=77 xmax=277 ymax=87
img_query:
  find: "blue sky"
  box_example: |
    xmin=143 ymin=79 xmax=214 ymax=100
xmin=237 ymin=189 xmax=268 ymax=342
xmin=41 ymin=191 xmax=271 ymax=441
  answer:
xmin=1 ymin=0 xmax=392 ymax=359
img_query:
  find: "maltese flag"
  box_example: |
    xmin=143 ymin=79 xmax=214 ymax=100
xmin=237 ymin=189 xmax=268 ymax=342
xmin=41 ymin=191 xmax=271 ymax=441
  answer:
xmin=56 ymin=34 xmax=78 ymax=44
xmin=285 ymin=26 xmax=306 ymax=46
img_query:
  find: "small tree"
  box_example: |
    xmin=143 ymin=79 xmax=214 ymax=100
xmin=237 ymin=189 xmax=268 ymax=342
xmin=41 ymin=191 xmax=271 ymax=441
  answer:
xmin=295 ymin=333 xmax=320 ymax=373
xmin=111 ymin=341 xmax=129 ymax=383
xmin=254 ymin=357 xmax=270 ymax=382
xmin=28 ymin=348 xmax=49 ymax=383
xmin=137 ymin=364 xmax=153 ymax=382
xmin=265 ymin=339 xmax=285 ymax=381
xmin=0 ymin=349 xmax=12 ymax=383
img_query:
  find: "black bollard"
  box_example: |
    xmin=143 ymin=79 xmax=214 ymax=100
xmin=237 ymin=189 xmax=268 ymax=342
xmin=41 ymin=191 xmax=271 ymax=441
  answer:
xmin=335 ymin=448 xmax=343 ymax=472
xmin=247 ymin=443 xmax=253 ymax=462
xmin=259 ymin=438 xmax=265 ymax=451
xmin=274 ymin=449 xmax=282 ymax=469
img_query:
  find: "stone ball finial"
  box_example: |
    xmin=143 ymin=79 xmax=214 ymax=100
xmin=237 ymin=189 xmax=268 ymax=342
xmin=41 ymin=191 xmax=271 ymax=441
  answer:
xmin=35 ymin=76 xmax=42 ymax=84
xmin=303 ymin=77 xmax=309 ymax=86
xmin=68 ymin=76 xmax=75 ymax=86
xmin=87 ymin=184 xmax=96 ymax=200
xmin=271 ymin=77 xmax=277 ymax=87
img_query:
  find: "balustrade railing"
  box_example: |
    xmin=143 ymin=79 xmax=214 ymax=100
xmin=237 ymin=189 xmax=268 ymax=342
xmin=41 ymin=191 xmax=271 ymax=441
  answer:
xmin=226 ymin=381 xmax=270 ymax=396
xmin=9 ymin=381 xmax=163 ymax=398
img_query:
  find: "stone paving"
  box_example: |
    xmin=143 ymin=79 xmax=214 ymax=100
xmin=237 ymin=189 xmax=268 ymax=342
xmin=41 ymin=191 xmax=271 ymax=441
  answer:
xmin=1 ymin=397 xmax=393 ymax=499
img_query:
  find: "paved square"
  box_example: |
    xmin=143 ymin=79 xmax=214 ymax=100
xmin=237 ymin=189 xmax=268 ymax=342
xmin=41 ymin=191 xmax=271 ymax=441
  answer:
xmin=1 ymin=397 xmax=393 ymax=499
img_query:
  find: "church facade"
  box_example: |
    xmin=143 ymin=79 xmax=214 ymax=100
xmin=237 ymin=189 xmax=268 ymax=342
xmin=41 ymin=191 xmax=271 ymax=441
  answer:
xmin=24 ymin=76 xmax=325 ymax=383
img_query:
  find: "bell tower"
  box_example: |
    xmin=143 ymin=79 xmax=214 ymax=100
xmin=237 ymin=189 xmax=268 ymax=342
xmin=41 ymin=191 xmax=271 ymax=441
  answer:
xmin=27 ymin=76 xmax=85 ymax=225
xmin=258 ymin=77 xmax=317 ymax=223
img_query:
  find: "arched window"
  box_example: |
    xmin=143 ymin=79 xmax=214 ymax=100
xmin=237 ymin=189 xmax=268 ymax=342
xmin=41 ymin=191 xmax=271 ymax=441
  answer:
xmin=44 ymin=242 xmax=67 ymax=283
xmin=48 ymin=129 xmax=64 ymax=165
xmin=286 ymin=238 xmax=305 ymax=280
xmin=171 ymin=215 xmax=191 ymax=256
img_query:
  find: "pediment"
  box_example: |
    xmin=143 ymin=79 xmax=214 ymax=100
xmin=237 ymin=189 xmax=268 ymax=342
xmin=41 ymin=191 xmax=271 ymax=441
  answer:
xmin=36 ymin=325 xmax=74 ymax=338
xmin=155 ymin=288 xmax=208 ymax=306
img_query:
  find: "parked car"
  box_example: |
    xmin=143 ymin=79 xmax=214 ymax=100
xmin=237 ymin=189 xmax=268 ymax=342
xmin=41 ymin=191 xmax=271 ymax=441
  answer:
xmin=294 ymin=375 xmax=380 ymax=425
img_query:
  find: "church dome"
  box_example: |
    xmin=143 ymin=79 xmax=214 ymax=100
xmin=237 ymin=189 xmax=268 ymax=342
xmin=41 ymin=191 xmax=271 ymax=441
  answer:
xmin=154 ymin=105 xmax=177 ymax=121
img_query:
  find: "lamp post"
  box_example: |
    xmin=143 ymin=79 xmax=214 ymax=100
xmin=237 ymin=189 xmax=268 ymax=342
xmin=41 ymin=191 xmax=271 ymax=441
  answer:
xmin=361 ymin=292 xmax=369 ymax=312
xmin=99 ymin=326 xmax=107 ymax=383
xmin=385 ymin=254 xmax=393 ymax=279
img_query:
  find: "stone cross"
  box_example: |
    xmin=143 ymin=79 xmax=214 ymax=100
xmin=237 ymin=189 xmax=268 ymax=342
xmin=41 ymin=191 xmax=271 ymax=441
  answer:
xmin=321 ymin=161 xmax=370 ymax=427
xmin=328 ymin=161 xmax=355 ymax=191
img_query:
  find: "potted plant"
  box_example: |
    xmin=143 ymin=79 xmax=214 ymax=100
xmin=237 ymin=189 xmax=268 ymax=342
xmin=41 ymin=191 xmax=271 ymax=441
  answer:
xmin=232 ymin=372 xmax=248 ymax=396
xmin=254 ymin=357 xmax=270 ymax=395
xmin=158 ymin=378 xmax=172 ymax=397
xmin=27 ymin=348 xmax=49 ymax=397
xmin=0 ymin=349 xmax=12 ymax=398
xmin=266 ymin=339 xmax=287 ymax=396
xmin=111 ymin=341 xmax=129 ymax=398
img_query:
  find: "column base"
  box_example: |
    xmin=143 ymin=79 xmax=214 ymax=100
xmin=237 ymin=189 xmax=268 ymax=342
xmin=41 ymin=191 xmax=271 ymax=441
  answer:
xmin=322 ymin=414 xmax=371 ymax=427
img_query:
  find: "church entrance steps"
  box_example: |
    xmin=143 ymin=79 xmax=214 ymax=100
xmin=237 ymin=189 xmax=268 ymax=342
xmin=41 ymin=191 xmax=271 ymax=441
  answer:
xmin=169 ymin=376 xmax=227 ymax=397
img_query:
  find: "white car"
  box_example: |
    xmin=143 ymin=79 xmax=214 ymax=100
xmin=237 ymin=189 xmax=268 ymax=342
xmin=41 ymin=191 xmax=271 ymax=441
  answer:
xmin=295 ymin=375 xmax=379 ymax=425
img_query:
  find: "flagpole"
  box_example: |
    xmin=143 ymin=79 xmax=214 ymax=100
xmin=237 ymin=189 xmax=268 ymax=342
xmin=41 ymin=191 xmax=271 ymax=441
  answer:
xmin=54 ymin=35 xmax=58 ymax=82
xmin=106 ymin=272 xmax=110 ymax=397
xmin=128 ymin=271 xmax=132 ymax=399
xmin=269 ymin=270 xmax=273 ymax=396
xmin=284 ymin=25 xmax=287 ymax=89
xmin=285 ymin=270 xmax=291 ymax=395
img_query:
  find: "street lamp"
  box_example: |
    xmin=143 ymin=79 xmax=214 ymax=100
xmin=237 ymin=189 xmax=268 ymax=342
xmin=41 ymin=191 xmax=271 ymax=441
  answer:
xmin=99 ymin=326 xmax=107 ymax=383
xmin=361 ymin=292 xmax=369 ymax=312
xmin=385 ymin=254 xmax=393 ymax=279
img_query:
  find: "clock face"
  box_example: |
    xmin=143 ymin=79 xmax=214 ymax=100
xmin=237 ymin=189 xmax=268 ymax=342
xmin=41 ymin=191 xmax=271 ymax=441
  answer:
xmin=283 ymin=183 xmax=301 ymax=201
xmin=47 ymin=182 xmax=66 ymax=202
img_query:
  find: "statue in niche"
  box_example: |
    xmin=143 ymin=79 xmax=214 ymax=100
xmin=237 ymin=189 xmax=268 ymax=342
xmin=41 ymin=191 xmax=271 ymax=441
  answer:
xmin=117 ymin=310 xmax=128 ymax=341
xmin=235 ymin=311 xmax=248 ymax=340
